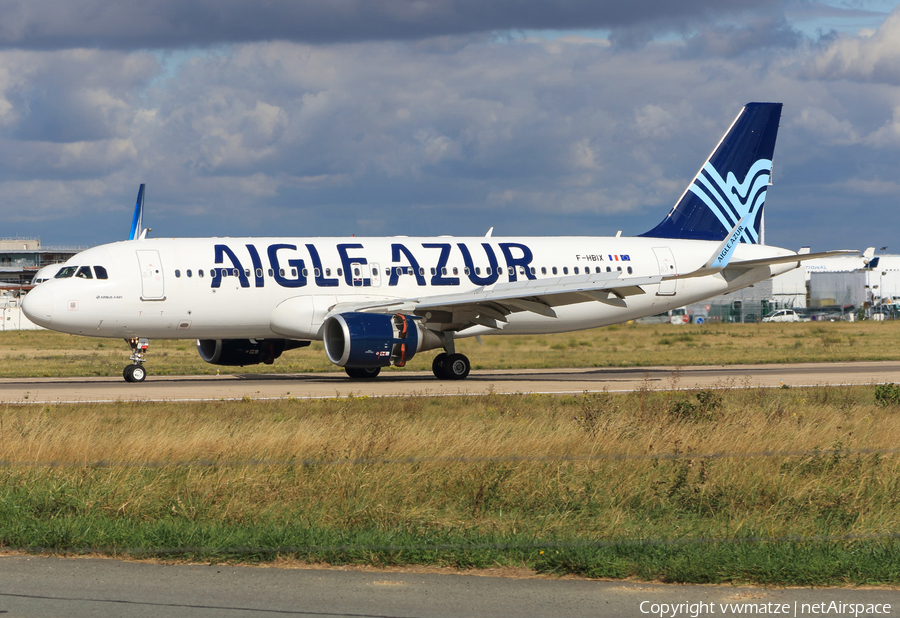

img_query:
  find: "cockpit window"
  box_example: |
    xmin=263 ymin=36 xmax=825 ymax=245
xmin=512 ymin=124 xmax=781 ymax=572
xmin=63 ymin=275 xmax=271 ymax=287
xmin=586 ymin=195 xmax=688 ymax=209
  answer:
xmin=75 ymin=266 xmax=93 ymax=279
xmin=55 ymin=266 xmax=77 ymax=278
xmin=94 ymin=266 xmax=108 ymax=280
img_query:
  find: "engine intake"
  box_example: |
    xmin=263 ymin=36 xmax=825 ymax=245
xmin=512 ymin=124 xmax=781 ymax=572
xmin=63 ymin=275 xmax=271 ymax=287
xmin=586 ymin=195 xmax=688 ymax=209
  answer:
xmin=323 ymin=313 xmax=440 ymax=368
xmin=196 ymin=338 xmax=309 ymax=366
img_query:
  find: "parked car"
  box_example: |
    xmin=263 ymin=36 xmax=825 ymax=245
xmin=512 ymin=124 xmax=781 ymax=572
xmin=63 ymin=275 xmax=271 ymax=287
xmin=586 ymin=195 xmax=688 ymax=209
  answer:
xmin=762 ymin=309 xmax=801 ymax=323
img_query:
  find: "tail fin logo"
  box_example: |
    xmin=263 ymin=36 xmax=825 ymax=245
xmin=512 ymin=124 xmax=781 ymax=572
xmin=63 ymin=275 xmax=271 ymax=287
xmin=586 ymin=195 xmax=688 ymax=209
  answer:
xmin=688 ymin=158 xmax=771 ymax=245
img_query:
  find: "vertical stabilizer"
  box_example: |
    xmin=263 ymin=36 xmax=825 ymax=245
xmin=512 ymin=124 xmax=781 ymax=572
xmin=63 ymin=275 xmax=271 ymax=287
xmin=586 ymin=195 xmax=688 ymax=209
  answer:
xmin=129 ymin=184 xmax=145 ymax=241
xmin=640 ymin=103 xmax=782 ymax=244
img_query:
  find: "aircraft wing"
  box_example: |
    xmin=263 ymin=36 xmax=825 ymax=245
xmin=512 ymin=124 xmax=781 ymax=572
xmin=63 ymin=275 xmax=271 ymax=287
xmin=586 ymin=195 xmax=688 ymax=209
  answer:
xmin=325 ymin=272 xmax=662 ymax=329
xmin=322 ymin=242 xmax=857 ymax=331
xmin=725 ymin=250 xmax=858 ymax=270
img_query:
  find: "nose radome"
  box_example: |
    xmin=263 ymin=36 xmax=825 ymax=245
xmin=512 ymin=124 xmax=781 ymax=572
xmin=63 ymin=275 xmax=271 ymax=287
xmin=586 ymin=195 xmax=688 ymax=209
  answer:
xmin=22 ymin=284 xmax=54 ymax=326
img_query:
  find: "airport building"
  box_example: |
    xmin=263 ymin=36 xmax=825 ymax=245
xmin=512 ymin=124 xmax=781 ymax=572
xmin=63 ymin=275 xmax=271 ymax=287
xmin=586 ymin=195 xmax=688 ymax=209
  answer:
xmin=679 ymin=249 xmax=900 ymax=323
xmin=0 ymin=238 xmax=81 ymax=288
xmin=0 ymin=239 xmax=80 ymax=331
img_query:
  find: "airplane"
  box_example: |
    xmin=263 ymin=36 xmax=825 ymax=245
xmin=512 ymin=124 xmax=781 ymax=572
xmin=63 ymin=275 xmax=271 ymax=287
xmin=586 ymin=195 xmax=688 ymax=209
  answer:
xmin=21 ymin=102 xmax=853 ymax=383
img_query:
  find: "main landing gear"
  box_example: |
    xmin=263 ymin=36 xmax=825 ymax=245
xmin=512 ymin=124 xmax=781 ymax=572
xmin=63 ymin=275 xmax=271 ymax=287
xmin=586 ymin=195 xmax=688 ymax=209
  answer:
xmin=345 ymin=366 xmax=381 ymax=379
xmin=431 ymin=352 xmax=470 ymax=380
xmin=123 ymin=337 xmax=149 ymax=383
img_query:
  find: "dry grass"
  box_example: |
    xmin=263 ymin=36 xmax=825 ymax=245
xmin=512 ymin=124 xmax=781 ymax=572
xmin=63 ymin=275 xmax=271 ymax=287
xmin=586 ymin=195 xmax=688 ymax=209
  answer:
xmin=3 ymin=386 xmax=899 ymax=541
xmin=2 ymin=320 xmax=900 ymax=378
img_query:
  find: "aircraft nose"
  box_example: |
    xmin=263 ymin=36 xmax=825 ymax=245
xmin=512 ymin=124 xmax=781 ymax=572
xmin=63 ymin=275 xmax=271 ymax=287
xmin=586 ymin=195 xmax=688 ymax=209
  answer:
xmin=22 ymin=284 xmax=54 ymax=326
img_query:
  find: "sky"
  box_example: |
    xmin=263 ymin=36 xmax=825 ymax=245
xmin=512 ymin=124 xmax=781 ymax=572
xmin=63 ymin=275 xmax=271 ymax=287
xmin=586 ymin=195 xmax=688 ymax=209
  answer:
xmin=1 ymin=0 xmax=899 ymax=252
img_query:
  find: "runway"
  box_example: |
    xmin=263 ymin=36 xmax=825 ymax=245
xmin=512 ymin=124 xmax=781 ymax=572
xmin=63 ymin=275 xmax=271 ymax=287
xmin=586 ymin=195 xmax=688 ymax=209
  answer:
xmin=2 ymin=555 xmax=898 ymax=618
xmin=1 ymin=360 xmax=898 ymax=403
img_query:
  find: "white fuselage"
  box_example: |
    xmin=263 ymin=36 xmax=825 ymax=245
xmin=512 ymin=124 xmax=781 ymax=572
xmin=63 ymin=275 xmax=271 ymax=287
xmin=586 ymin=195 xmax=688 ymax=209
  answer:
xmin=22 ymin=235 xmax=798 ymax=341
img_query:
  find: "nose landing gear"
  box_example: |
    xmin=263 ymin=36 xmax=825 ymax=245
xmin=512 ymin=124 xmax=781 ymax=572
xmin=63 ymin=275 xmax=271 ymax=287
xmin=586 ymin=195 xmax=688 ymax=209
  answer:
xmin=123 ymin=337 xmax=149 ymax=383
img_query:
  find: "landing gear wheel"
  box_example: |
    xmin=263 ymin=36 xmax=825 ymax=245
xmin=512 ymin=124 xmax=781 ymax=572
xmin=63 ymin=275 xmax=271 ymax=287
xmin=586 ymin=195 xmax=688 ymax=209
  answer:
xmin=123 ymin=364 xmax=146 ymax=383
xmin=345 ymin=366 xmax=381 ymax=379
xmin=441 ymin=353 xmax=470 ymax=380
xmin=432 ymin=353 xmax=448 ymax=379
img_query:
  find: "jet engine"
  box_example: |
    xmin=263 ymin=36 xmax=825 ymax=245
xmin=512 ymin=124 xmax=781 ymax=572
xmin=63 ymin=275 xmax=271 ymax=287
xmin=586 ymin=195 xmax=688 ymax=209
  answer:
xmin=323 ymin=313 xmax=443 ymax=368
xmin=196 ymin=338 xmax=309 ymax=367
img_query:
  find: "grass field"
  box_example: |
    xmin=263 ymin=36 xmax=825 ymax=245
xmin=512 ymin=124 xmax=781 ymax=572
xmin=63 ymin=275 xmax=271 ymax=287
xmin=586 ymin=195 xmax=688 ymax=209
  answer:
xmin=5 ymin=384 xmax=900 ymax=584
xmin=2 ymin=320 xmax=900 ymax=378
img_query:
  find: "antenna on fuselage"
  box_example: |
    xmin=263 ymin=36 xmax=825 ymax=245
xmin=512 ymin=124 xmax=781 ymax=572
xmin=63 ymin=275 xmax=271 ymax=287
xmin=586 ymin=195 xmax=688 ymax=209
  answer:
xmin=129 ymin=184 xmax=146 ymax=241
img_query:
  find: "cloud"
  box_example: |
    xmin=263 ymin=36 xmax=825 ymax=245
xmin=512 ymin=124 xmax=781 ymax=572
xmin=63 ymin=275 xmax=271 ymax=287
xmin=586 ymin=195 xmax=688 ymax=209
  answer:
xmin=0 ymin=10 xmax=897 ymax=253
xmin=0 ymin=0 xmax=779 ymax=50
xmin=681 ymin=16 xmax=804 ymax=58
xmin=803 ymin=6 xmax=900 ymax=83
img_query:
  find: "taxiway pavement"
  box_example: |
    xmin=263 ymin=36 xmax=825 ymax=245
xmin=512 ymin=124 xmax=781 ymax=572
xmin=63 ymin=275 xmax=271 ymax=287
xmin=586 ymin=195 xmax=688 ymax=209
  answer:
xmin=0 ymin=360 xmax=897 ymax=403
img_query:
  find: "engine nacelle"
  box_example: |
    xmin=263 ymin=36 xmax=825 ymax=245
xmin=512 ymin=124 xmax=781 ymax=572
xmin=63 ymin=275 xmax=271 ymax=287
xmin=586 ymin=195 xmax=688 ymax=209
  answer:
xmin=196 ymin=338 xmax=309 ymax=367
xmin=323 ymin=313 xmax=442 ymax=368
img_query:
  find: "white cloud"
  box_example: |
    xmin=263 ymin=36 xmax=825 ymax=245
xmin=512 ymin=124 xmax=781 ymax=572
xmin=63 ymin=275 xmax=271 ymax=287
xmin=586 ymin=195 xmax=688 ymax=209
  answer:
xmin=803 ymin=7 xmax=900 ymax=84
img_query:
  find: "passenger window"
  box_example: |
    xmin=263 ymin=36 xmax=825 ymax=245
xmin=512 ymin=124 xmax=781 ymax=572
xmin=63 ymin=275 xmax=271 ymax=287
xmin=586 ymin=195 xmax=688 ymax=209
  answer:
xmin=94 ymin=266 xmax=109 ymax=279
xmin=302 ymin=268 xmax=309 ymax=277
xmin=315 ymin=268 xmax=321 ymax=277
xmin=256 ymin=268 xmax=263 ymax=278
xmin=187 ymin=269 xmax=193 ymax=278
xmin=606 ymin=266 xmax=611 ymax=272
xmin=267 ymin=269 xmax=272 ymax=277
xmin=337 ymin=268 xmax=343 ymax=277
xmin=574 ymin=267 xmax=579 ymax=275
xmin=430 ymin=267 xmax=436 ymax=276
xmin=552 ymin=267 xmax=557 ymax=275
xmin=244 ymin=269 xmax=250 ymax=277
xmin=279 ymin=269 xmax=285 ymax=276
xmin=442 ymin=267 xmax=447 ymax=275
xmin=292 ymin=268 xmax=297 ymax=277
xmin=55 ymin=266 xmax=77 ymax=278
xmin=453 ymin=267 xmax=458 ymax=275
xmin=175 ymin=269 xmax=181 ymax=278
xmin=563 ymin=267 xmax=568 ymax=275
xmin=475 ymin=267 xmax=481 ymax=275
xmin=485 ymin=267 xmax=492 ymax=275
xmin=75 ymin=266 xmax=93 ymax=279
xmin=419 ymin=267 xmax=425 ymax=276
xmin=385 ymin=268 xmax=390 ymax=275
xmin=199 ymin=270 xmax=204 ymax=278
xmin=464 ymin=267 xmax=470 ymax=275
xmin=541 ymin=267 xmax=547 ymax=275
xmin=530 ymin=267 xmax=535 ymax=275
xmin=325 ymin=268 xmax=331 ymax=276
xmin=627 ymin=266 xmax=633 ymax=274
xmin=508 ymin=267 xmax=514 ymax=276
xmin=617 ymin=266 xmax=622 ymax=272
xmin=595 ymin=267 xmax=601 ymax=274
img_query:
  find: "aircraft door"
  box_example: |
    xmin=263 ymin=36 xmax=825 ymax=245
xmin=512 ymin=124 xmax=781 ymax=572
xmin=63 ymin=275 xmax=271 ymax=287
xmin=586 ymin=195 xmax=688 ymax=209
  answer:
xmin=137 ymin=250 xmax=165 ymax=300
xmin=370 ymin=263 xmax=381 ymax=287
xmin=350 ymin=262 xmax=364 ymax=287
xmin=652 ymin=247 xmax=677 ymax=296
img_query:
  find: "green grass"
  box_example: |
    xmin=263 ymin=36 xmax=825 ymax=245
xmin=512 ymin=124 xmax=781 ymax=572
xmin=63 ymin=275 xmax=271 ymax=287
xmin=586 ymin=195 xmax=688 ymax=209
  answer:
xmin=5 ymin=385 xmax=900 ymax=584
xmin=3 ymin=321 xmax=900 ymax=378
